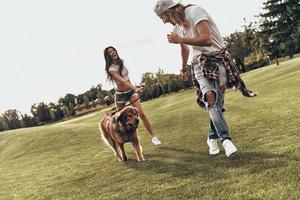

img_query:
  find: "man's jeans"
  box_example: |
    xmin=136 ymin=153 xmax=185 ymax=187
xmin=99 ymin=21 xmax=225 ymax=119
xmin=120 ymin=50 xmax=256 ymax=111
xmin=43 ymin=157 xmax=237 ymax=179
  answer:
xmin=192 ymin=62 xmax=231 ymax=142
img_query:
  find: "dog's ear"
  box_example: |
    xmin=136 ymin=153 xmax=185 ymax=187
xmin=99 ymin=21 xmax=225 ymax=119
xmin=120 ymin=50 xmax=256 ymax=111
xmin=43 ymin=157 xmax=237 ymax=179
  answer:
xmin=133 ymin=107 xmax=139 ymax=116
xmin=117 ymin=111 xmax=126 ymax=125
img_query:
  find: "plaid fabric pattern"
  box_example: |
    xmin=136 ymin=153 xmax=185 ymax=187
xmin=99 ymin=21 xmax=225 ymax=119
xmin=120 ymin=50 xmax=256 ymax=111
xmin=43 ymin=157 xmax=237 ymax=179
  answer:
xmin=192 ymin=48 xmax=256 ymax=109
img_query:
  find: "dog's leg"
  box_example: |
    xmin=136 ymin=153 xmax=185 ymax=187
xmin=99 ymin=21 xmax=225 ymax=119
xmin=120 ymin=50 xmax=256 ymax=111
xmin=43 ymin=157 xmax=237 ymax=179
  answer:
xmin=105 ymin=136 xmax=123 ymax=161
xmin=111 ymin=140 xmax=123 ymax=161
xmin=119 ymin=143 xmax=127 ymax=161
xmin=99 ymin=123 xmax=122 ymax=161
xmin=132 ymin=137 xmax=145 ymax=162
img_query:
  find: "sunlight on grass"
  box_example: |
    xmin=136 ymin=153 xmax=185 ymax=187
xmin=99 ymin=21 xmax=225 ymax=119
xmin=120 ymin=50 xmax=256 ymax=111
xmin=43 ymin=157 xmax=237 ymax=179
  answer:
xmin=1 ymin=58 xmax=300 ymax=200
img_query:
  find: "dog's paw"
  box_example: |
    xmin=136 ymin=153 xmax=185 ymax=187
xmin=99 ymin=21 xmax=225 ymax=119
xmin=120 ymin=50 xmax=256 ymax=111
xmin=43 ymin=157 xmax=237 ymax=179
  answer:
xmin=122 ymin=156 xmax=128 ymax=162
xmin=115 ymin=155 xmax=123 ymax=162
xmin=137 ymin=157 xmax=146 ymax=162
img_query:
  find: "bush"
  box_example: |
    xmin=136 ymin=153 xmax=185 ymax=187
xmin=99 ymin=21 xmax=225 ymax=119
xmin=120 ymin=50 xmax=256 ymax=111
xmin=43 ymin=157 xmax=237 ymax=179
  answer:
xmin=245 ymin=58 xmax=269 ymax=71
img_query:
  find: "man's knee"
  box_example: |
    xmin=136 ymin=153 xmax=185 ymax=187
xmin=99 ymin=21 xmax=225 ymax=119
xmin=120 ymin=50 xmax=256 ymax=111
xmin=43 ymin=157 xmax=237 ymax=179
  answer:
xmin=219 ymin=85 xmax=226 ymax=94
xmin=205 ymin=90 xmax=216 ymax=107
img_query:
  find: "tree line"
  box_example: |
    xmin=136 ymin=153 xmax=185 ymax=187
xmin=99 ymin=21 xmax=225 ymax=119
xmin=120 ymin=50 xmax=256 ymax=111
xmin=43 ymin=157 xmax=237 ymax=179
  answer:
xmin=0 ymin=85 xmax=114 ymax=132
xmin=0 ymin=71 xmax=193 ymax=132
xmin=1 ymin=0 xmax=299 ymax=132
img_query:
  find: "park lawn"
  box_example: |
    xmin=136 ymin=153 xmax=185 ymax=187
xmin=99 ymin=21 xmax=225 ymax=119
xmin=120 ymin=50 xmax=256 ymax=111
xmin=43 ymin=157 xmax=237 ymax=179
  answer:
xmin=0 ymin=58 xmax=300 ymax=200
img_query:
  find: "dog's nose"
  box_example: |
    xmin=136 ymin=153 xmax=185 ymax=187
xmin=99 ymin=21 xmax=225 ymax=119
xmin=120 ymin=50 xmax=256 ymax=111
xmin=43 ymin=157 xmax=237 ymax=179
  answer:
xmin=135 ymin=119 xmax=139 ymax=124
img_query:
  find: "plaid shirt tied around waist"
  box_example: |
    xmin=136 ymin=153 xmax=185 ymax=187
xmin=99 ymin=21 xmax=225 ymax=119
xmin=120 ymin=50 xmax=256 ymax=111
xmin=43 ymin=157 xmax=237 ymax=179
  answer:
xmin=192 ymin=48 xmax=256 ymax=108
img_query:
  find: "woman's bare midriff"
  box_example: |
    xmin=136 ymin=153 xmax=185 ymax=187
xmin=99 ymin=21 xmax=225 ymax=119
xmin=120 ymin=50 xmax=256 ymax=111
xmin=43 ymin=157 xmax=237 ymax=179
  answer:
xmin=115 ymin=81 xmax=132 ymax=92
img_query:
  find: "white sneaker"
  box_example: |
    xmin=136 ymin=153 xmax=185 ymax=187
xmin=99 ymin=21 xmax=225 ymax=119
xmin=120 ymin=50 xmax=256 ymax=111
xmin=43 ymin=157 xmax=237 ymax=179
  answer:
xmin=152 ymin=137 xmax=161 ymax=145
xmin=207 ymin=138 xmax=220 ymax=155
xmin=222 ymin=139 xmax=237 ymax=157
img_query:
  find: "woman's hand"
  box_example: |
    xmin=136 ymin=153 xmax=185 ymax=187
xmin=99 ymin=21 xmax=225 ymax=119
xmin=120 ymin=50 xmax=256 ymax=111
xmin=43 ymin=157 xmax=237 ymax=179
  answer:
xmin=135 ymin=87 xmax=144 ymax=95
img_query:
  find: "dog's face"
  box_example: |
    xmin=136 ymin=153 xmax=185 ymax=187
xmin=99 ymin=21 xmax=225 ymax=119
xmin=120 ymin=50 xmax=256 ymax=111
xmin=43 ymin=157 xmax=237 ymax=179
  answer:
xmin=117 ymin=106 xmax=139 ymax=129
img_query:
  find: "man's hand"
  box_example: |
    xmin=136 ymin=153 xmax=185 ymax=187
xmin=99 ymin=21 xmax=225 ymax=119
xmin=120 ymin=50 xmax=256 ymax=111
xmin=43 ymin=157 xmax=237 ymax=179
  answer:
xmin=167 ymin=32 xmax=182 ymax=44
xmin=180 ymin=68 xmax=189 ymax=81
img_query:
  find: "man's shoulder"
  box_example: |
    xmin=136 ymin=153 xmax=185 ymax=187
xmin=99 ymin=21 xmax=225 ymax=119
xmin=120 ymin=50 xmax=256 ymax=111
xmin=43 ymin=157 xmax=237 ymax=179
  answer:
xmin=185 ymin=5 xmax=206 ymax=12
xmin=185 ymin=5 xmax=209 ymax=21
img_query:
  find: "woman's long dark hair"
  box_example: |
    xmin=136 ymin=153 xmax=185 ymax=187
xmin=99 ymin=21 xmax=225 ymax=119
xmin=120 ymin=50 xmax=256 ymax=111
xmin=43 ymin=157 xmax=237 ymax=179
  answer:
xmin=104 ymin=46 xmax=124 ymax=82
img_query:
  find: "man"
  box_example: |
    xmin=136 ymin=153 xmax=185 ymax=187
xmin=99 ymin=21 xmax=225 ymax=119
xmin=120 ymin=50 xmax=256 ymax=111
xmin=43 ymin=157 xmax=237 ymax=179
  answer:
xmin=154 ymin=0 xmax=256 ymax=157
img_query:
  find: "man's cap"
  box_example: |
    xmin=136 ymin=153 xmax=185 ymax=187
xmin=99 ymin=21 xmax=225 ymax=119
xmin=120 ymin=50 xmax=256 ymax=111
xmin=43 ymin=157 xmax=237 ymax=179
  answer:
xmin=154 ymin=0 xmax=182 ymax=16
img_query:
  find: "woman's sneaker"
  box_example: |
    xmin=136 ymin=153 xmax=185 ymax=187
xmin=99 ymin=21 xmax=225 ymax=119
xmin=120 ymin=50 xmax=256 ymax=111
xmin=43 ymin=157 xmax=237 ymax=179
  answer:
xmin=222 ymin=139 xmax=237 ymax=157
xmin=207 ymin=138 xmax=220 ymax=155
xmin=152 ymin=137 xmax=161 ymax=145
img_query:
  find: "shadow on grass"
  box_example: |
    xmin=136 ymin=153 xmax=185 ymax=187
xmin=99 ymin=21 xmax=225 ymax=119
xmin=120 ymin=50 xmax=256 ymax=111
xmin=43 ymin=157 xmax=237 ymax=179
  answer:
xmin=123 ymin=146 xmax=292 ymax=179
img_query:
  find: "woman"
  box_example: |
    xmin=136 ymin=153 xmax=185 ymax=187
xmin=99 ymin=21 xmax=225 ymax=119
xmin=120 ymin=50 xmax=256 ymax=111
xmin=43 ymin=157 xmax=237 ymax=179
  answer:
xmin=104 ymin=46 xmax=161 ymax=145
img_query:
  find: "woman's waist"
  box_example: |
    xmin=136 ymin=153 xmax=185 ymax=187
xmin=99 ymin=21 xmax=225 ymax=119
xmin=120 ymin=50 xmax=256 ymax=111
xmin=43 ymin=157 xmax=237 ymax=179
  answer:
xmin=115 ymin=88 xmax=135 ymax=94
xmin=114 ymin=81 xmax=131 ymax=90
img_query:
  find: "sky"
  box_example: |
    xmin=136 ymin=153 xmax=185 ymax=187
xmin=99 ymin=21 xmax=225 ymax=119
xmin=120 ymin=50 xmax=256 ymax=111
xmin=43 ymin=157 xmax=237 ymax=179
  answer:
xmin=0 ymin=0 xmax=265 ymax=114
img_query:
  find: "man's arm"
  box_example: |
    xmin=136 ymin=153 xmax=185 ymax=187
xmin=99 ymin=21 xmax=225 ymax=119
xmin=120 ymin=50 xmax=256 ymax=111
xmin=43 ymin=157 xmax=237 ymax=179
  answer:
xmin=181 ymin=43 xmax=189 ymax=69
xmin=167 ymin=20 xmax=212 ymax=47
xmin=180 ymin=43 xmax=189 ymax=80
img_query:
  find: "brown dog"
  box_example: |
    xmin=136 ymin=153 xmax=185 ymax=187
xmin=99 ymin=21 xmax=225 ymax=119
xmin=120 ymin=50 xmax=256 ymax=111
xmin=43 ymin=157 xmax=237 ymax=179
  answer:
xmin=99 ymin=106 xmax=145 ymax=162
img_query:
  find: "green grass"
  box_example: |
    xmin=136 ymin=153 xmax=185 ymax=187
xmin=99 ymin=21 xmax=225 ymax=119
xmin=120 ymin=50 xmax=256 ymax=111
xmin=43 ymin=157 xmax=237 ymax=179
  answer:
xmin=270 ymin=53 xmax=300 ymax=65
xmin=1 ymin=58 xmax=300 ymax=200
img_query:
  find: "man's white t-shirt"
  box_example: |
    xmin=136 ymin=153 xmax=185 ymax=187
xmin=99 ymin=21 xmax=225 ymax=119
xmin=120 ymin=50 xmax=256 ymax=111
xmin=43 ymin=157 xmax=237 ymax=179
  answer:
xmin=173 ymin=5 xmax=225 ymax=58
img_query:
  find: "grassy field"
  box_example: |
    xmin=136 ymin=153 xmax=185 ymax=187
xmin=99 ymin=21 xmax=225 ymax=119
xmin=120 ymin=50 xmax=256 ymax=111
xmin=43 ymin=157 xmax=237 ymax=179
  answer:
xmin=1 ymin=58 xmax=300 ymax=200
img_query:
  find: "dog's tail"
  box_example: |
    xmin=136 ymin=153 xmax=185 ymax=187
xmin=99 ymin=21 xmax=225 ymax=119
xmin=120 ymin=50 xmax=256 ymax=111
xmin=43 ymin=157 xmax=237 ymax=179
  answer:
xmin=99 ymin=119 xmax=110 ymax=147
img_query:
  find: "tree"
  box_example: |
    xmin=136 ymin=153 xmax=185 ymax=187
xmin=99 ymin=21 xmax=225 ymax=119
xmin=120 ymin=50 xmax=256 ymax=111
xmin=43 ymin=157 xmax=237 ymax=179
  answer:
xmin=3 ymin=109 xmax=21 ymax=130
xmin=84 ymin=86 xmax=98 ymax=102
xmin=140 ymin=87 xmax=152 ymax=101
xmin=83 ymin=95 xmax=90 ymax=109
xmin=1 ymin=119 xmax=9 ymax=131
xmin=96 ymin=84 xmax=102 ymax=91
xmin=49 ymin=102 xmax=64 ymax=121
xmin=21 ymin=114 xmax=35 ymax=127
xmin=49 ymin=109 xmax=56 ymax=122
xmin=224 ymin=31 xmax=250 ymax=72
xmin=168 ymin=74 xmax=183 ymax=92
xmin=151 ymin=83 xmax=161 ymax=98
xmin=64 ymin=93 xmax=76 ymax=107
xmin=0 ymin=115 xmax=10 ymax=132
xmin=156 ymin=68 xmax=169 ymax=95
xmin=0 ymin=117 xmax=3 ymax=132
xmin=243 ymin=21 xmax=268 ymax=64
xmin=284 ymin=30 xmax=299 ymax=58
xmin=35 ymin=102 xmax=51 ymax=123
xmin=69 ymin=102 xmax=75 ymax=115
xmin=19 ymin=119 xmax=25 ymax=128
xmin=140 ymin=72 xmax=156 ymax=99
xmin=107 ymin=90 xmax=115 ymax=105
xmin=96 ymin=91 xmax=105 ymax=104
xmin=259 ymin=0 xmax=300 ymax=63
xmin=76 ymin=94 xmax=84 ymax=105
xmin=61 ymin=105 xmax=70 ymax=118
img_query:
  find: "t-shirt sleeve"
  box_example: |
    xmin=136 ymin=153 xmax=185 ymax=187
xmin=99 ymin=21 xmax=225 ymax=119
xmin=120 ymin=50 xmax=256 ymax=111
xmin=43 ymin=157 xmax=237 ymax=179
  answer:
xmin=190 ymin=6 xmax=209 ymax=26
xmin=108 ymin=65 xmax=118 ymax=72
xmin=173 ymin=25 xmax=182 ymax=37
